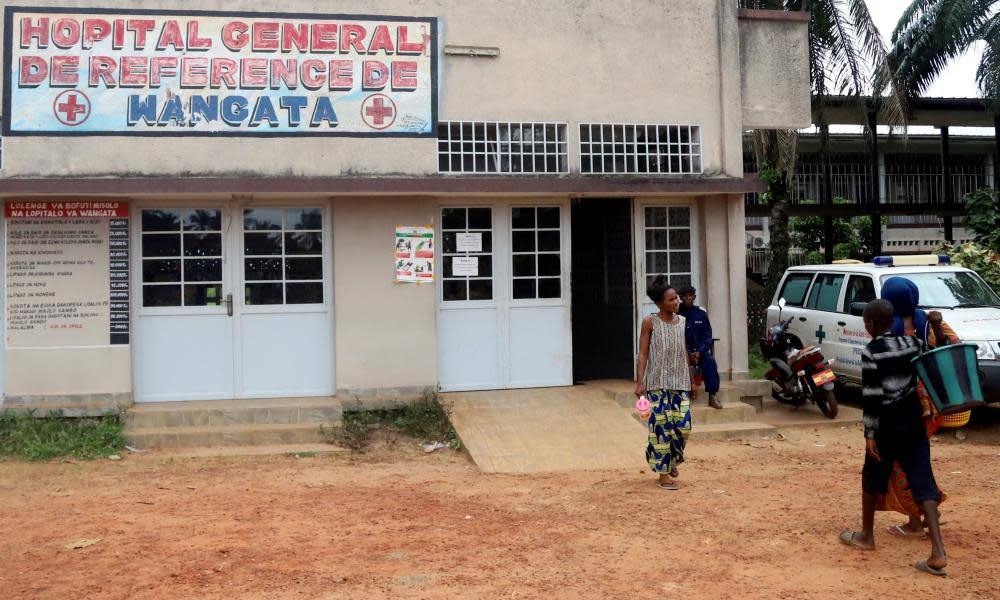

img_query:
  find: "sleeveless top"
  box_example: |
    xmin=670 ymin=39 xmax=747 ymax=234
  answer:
xmin=645 ymin=314 xmax=692 ymax=392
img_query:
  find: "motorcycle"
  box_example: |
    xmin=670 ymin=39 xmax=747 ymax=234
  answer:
xmin=760 ymin=316 xmax=839 ymax=418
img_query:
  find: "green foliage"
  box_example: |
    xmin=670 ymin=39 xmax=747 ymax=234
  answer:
xmin=788 ymin=198 xmax=885 ymax=261
xmin=324 ymin=391 xmax=459 ymax=452
xmin=748 ymin=344 xmax=770 ymax=380
xmin=963 ymin=188 xmax=1000 ymax=252
xmin=937 ymin=241 xmax=1000 ymax=293
xmin=0 ymin=411 xmax=124 ymax=461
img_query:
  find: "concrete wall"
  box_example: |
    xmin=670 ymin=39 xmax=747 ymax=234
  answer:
xmin=332 ymin=196 xmax=437 ymax=399
xmin=739 ymin=13 xmax=811 ymax=130
xmin=0 ymin=0 xmax=807 ymax=180
xmin=4 ymin=347 xmax=131 ymax=406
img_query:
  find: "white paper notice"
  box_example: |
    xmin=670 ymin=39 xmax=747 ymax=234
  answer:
xmin=456 ymin=232 xmax=483 ymax=252
xmin=452 ymin=257 xmax=479 ymax=276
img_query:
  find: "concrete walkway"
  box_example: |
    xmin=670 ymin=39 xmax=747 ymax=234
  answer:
xmin=443 ymin=387 xmax=648 ymax=474
xmin=444 ymin=382 xmax=864 ymax=474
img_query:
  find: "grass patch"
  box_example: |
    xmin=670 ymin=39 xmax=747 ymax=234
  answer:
xmin=748 ymin=344 xmax=770 ymax=380
xmin=0 ymin=410 xmax=125 ymax=461
xmin=324 ymin=391 xmax=459 ymax=452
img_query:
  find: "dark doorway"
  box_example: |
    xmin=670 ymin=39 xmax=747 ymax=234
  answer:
xmin=571 ymin=199 xmax=635 ymax=381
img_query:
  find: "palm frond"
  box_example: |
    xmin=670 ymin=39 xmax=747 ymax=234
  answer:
xmin=892 ymin=0 xmax=993 ymax=97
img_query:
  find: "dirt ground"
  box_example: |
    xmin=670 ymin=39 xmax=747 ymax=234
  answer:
xmin=2 ymin=422 xmax=999 ymax=599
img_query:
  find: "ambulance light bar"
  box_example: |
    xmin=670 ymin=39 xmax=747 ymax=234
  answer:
xmin=873 ymin=255 xmax=951 ymax=267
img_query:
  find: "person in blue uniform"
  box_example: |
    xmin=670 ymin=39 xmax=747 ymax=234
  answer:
xmin=679 ymin=285 xmax=722 ymax=409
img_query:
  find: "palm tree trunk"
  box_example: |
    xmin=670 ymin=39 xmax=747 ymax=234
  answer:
xmin=765 ymin=180 xmax=791 ymax=302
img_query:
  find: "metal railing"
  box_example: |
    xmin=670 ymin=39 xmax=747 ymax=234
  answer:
xmin=746 ymin=172 xmax=993 ymax=207
xmin=746 ymin=248 xmax=806 ymax=276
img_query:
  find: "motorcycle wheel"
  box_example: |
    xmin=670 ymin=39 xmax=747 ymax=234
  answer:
xmin=815 ymin=388 xmax=839 ymax=419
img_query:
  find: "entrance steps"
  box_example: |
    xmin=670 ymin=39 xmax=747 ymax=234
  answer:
xmin=582 ymin=380 xmax=779 ymax=439
xmin=124 ymin=397 xmax=343 ymax=449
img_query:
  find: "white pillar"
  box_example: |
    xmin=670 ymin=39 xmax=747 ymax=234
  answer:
xmin=703 ymin=196 xmax=732 ymax=378
xmin=727 ymin=194 xmax=749 ymax=379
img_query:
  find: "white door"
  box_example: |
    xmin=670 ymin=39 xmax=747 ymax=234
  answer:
xmin=134 ymin=204 xmax=333 ymax=402
xmin=436 ymin=203 xmax=571 ymax=391
xmin=635 ymin=203 xmax=699 ymax=331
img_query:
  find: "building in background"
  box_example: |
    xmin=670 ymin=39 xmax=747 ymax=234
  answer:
xmin=0 ymin=2 xmax=810 ymax=416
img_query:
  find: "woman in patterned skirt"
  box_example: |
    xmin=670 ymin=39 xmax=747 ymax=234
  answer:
xmin=635 ymin=276 xmax=694 ymax=490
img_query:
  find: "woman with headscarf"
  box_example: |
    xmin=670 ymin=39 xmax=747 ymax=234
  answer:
xmin=879 ymin=276 xmax=959 ymax=538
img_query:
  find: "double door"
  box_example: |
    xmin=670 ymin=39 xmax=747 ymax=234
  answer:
xmin=436 ymin=202 xmax=572 ymax=391
xmin=133 ymin=203 xmax=333 ymax=402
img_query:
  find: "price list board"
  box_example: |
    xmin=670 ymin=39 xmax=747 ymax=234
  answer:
xmin=4 ymin=201 xmax=130 ymax=348
xmin=109 ymin=217 xmax=130 ymax=344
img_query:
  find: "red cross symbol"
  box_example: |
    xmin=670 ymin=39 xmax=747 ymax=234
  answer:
xmin=361 ymin=94 xmax=396 ymax=130
xmin=53 ymin=90 xmax=91 ymax=126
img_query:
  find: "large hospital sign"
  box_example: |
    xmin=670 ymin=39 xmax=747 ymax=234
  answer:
xmin=2 ymin=7 xmax=438 ymax=136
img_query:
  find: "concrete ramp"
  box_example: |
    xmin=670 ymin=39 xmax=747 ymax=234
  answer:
xmin=443 ymin=387 xmax=648 ymax=474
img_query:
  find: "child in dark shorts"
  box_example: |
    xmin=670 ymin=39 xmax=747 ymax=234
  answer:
xmin=839 ymin=299 xmax=948 ymax=577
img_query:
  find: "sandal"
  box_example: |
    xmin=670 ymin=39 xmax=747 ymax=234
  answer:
xmin=915 ymin=559 xmax=947 ymax=577
xmin=839 ymin=531 xmax=874 ymax=551
xmin=656 ymin=481 xmax=679 ymax=491
xmin=887 ymin=524 xmax=926 ymax=539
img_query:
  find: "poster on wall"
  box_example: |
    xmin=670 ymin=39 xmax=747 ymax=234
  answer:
xmin=4 ymin=200 xmax=130 ymax=348
xmin=2 ymin=7 xmax=438 ymax=136
xmin=395 ymin=226 xmax=433 ymax=283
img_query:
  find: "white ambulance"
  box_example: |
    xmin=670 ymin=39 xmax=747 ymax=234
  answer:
xmin=766 ymin=255 xmax=1000 ymax=402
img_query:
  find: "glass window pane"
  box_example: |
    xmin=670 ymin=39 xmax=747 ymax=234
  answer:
xmin=780 ymin=273 xmax=814 ymax=306
xmin=183 ymin=209 xmax=221 ymax=231
xmin=512 ymin=231 xmax=535 ymax=253
xmin=513 ymin=254 xmax=536 ymax=277
xmin=843 ymin=275 xmax=876 ymax=311
xmin=184 ymin=233 xmax=222 ymax=257
xmin=185 ymin=284 xmax=223 ymax=306
xmin=468 ymin=208 xmax=491 ymax=230
xmin=286 ymin=282 xmax=324 ymax=304
xmin=513 ymin=278 xmax=536 ymax=299
xmin=142 ymin=259 xmax=180 ymax=283
xmin=538 ymin=254 xmax=561 ymax=277
xmin=669 ymin=229 xmax=691 ymax=250
xmin=184 ymin=258 xmax=222 ymax=282
xmin=285 ymin=257 xmax=323 ymax=280
xmin=284 ymin=232 xmax=323 ymax=255
xmin=469 ymin=279 xmax=493 ymax=300
xmin=285 ymin=208 xmax=322 ymax=230
xmin=671 ymin=274 xmax=692 ymax=289
xmin=647 ymin=252 xmax=670 ymax=274
xmin=442 ymin=232 xmax=458 ymax=254
xmin=645 ymin=207 xmax=667 ymax=227
xmin=142 ymin=234 xmax=180 ymax=258
xmin=443 ymin=280 xmax=467 ymax=301
xmin=245 ymin=258 xmax=282 ymax=281
xmin=245 ymin=232 xmax=282 ymax=255
xmin=442 ymin=208 xmax=466 ymax=230
xmin=538 ymin=277 xmax=561 ymax=299
xmin=645 ymin=229 xmax=669 ymax=250
xmin=245 ymin=282 xmax=283 ymax=305
xmin=669 ymin=252 xmax=691 ymax=273
xmin=512 ymin=207 xmax=535 ymax=229
xmin=537 ymin=231 xmax=560 ymax=252
xmin=244 ymin=208 xmax=282 ymax=230
xmin=142 ymin=209 xmax=180 ymax=232
xmin=537 ymin=207 xmax=559 ymax=229
xmin=806 ymin=274 xmax=844 ymax=311
xmin=479 ymin=232 xmax=493 ymax=253
xmin=668 ymin=207 xmax=691 ymax=227
xmin=143 ymin=285 xmax=181 ymax=307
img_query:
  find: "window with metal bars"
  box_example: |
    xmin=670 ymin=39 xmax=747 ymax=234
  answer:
xmin=579 ymin=124 xmax=702 ymax=175
xmin=437 ymin=121 xmax=568 ymax=174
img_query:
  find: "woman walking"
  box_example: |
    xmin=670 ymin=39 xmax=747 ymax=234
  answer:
xmin=880 ymin=277 xmax=958 ymax=537
xmin=635 ymin=276 xmax=694 ymax=490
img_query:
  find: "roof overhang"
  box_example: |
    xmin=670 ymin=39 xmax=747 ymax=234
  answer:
xmin=0 ymin=175 xmax=765 ymax=196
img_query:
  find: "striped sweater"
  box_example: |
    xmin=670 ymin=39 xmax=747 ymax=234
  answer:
xmin=861 ymin=332 xmax=924 ymax=439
